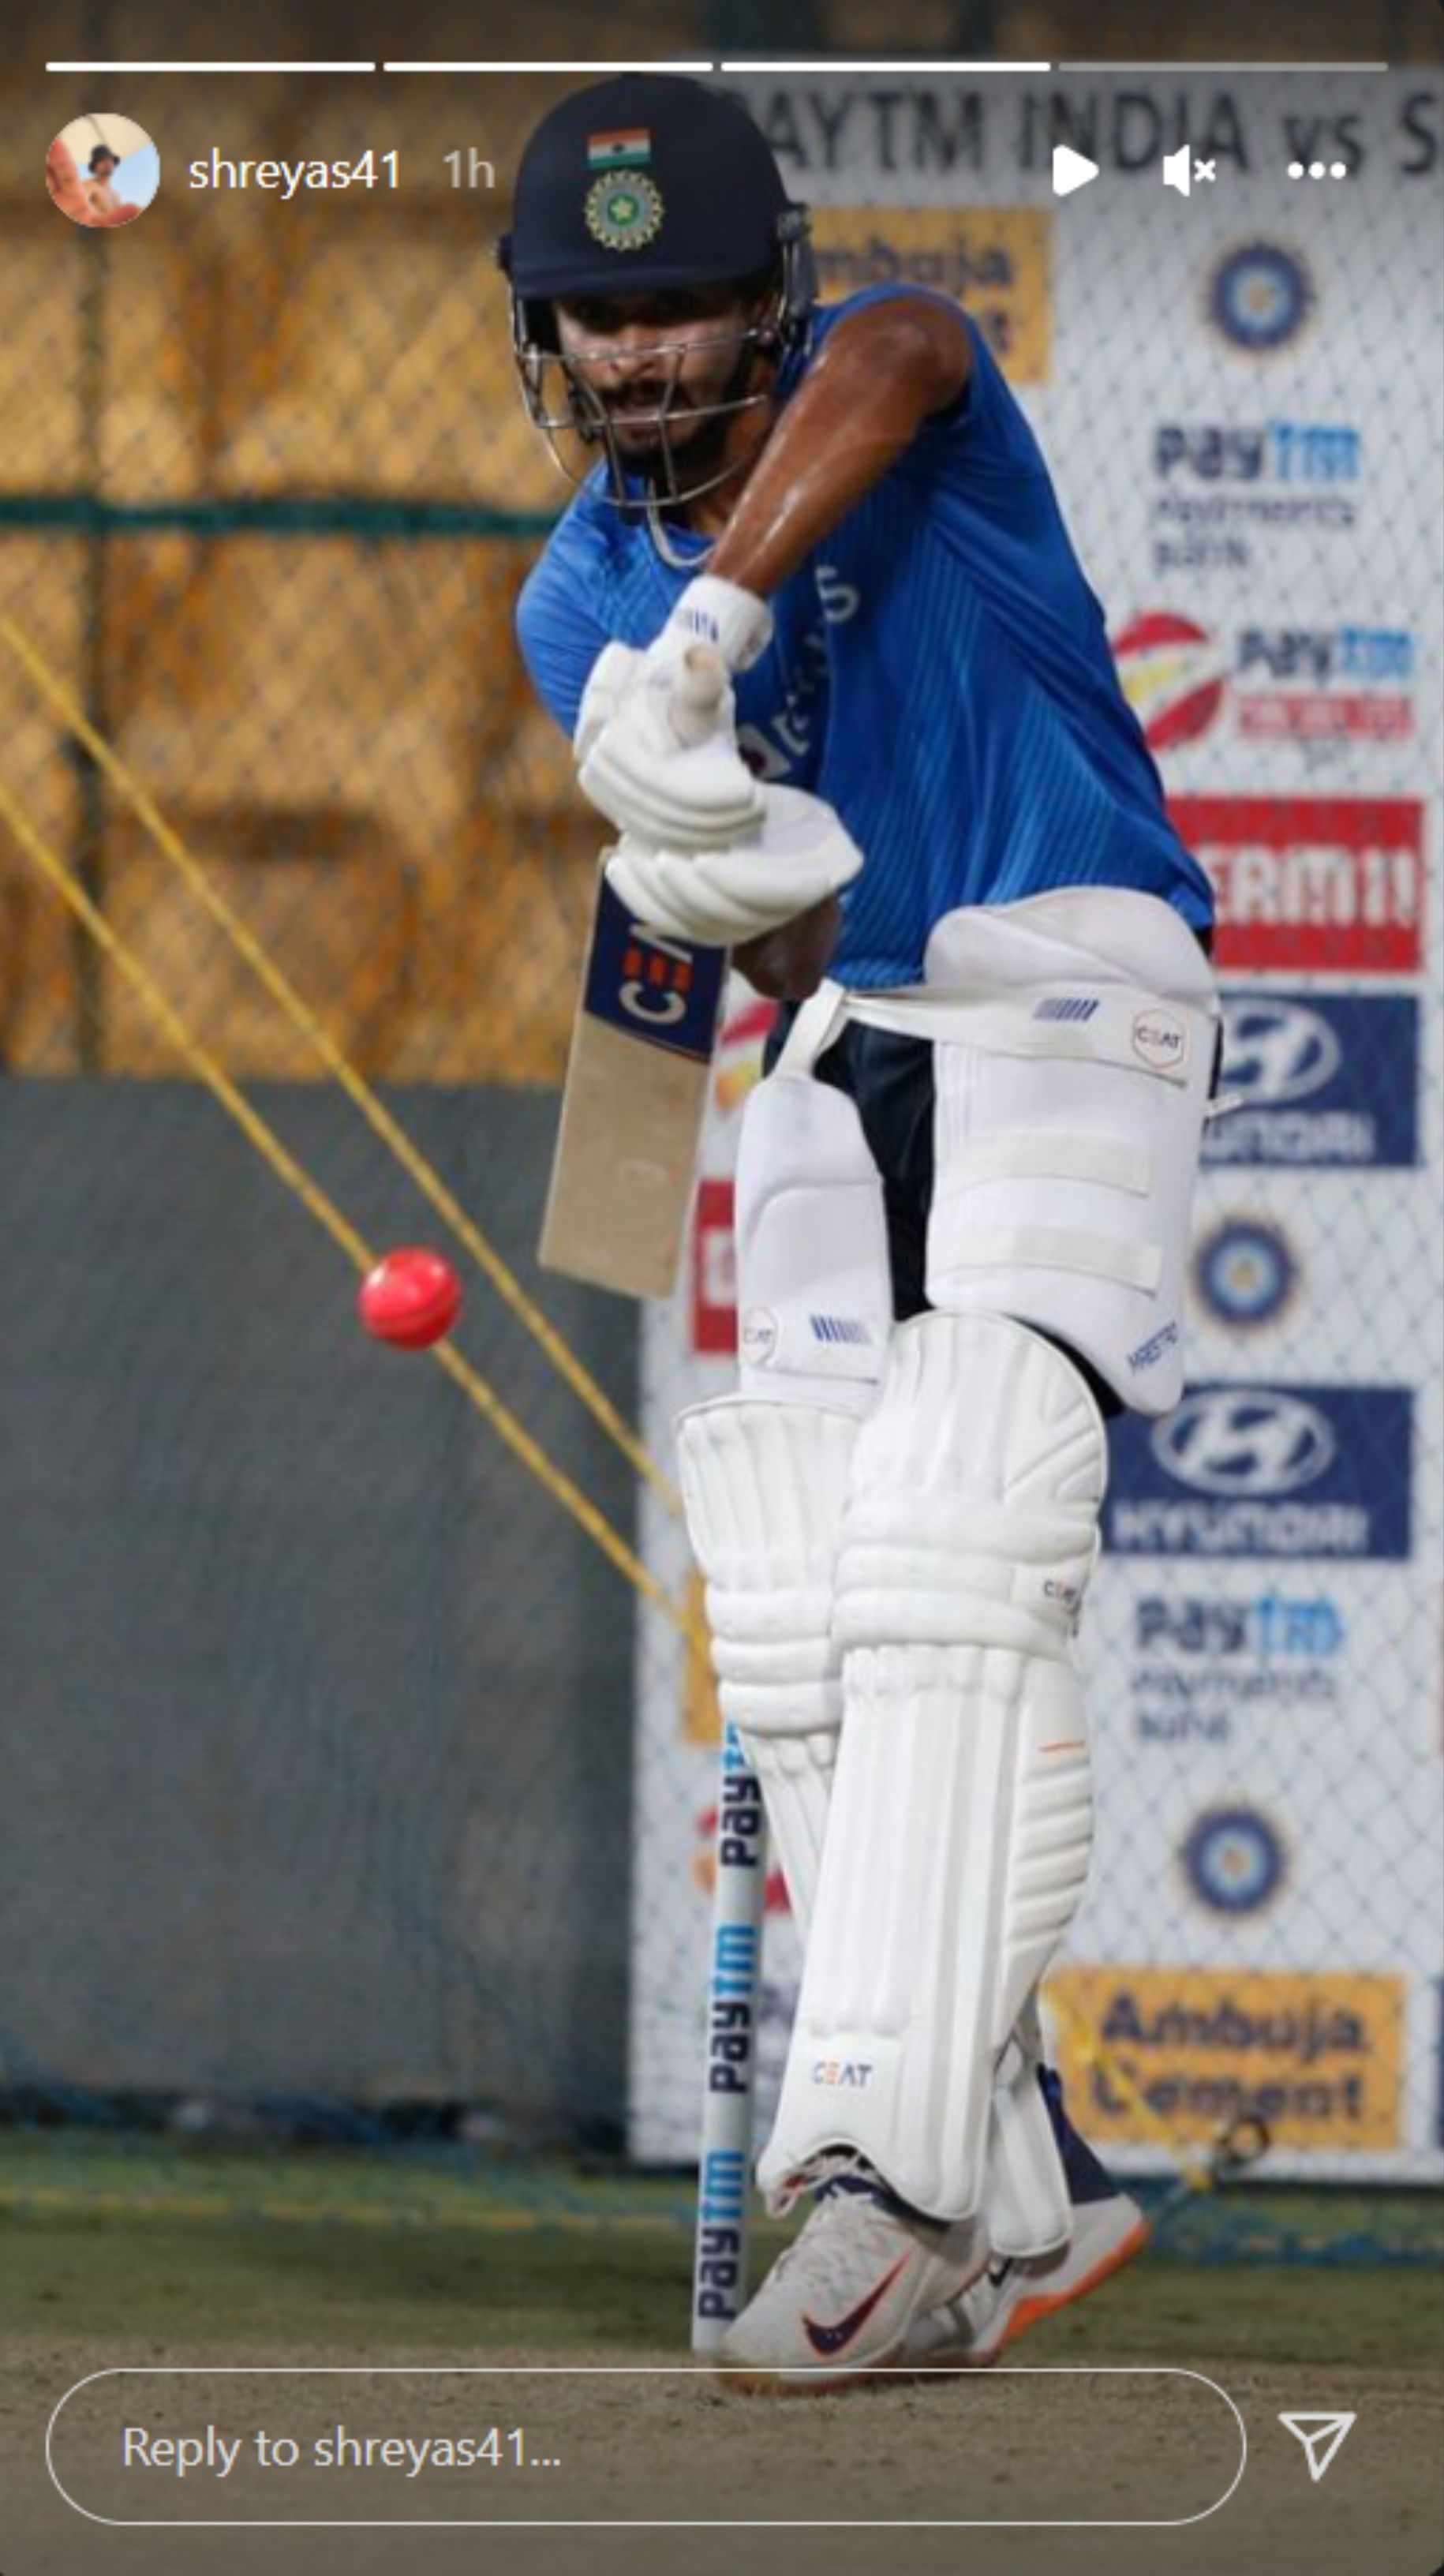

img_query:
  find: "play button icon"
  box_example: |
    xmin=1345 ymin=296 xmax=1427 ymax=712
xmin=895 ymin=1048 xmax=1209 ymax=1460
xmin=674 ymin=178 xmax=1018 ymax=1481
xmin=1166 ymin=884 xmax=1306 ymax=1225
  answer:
xmin=1053 ymin=144 xmax=1101 ymax=197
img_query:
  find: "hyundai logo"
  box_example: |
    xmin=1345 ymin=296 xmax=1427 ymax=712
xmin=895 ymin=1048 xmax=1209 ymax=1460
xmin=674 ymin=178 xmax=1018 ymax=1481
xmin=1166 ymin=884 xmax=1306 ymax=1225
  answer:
xmin=1154 ymin=1391 xmax=1337 ymax=1496
xmin=1221 ymin=998 xmax=1341 ymax=1105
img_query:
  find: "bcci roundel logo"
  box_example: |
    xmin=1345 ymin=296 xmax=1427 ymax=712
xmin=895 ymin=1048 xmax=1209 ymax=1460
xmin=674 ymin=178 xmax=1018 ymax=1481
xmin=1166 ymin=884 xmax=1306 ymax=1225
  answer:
xmin=1194 ymin=1216 xmax=1299 ymax=1331
xmin=1206 ymin=242 xmax=1315 ymax=353
xmin=585 ymin=170 xmax=665 ymax=253
xmin=1182 ymin=1806 xmax=1287 ymax=1915
xmin=1154 ymin=1390 xmax=1335 ymax=1496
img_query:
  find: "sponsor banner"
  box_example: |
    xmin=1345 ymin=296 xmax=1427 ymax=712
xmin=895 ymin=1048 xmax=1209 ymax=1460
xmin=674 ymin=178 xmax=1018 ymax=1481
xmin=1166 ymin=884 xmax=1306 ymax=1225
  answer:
xmin=1104 ymin=1383 xmax=1413 ymax=1559
xmin=1206 ymin=991 xmax=1419 ymax=1168
xmin=1148 ymin=411 xmax=1362 ymax=578
xmin=1049 ymin=1965 xmax=1405 ymax=2151
xmin=730 ymin=73 xmax=1442 ymax=204
xmin=1115 ymin=610 xmax=1415 ymax=756
xmin=1169 ymin=797 xmax=1424 ymax=972
xmin=1123 ymin=1582 xmax=1349 ymax=1747
xmin=809 ymin=207 xmax=1050 ymax=380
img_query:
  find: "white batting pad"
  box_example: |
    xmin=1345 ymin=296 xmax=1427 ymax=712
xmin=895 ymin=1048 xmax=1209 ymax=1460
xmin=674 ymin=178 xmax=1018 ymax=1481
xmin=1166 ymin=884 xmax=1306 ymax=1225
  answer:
xmin=757 ymin=1312 xmax=1104 ymax=2222
xmin=986 ymin=1999 xmax=1072 ymax=2258
xmin=678 ymin=1400 xmax=860 ymax=1930
xmin=922 ymin=888 xmax=1219 ymax=1414
xmin=732 ymin=1071 xmax=892 ymax=1413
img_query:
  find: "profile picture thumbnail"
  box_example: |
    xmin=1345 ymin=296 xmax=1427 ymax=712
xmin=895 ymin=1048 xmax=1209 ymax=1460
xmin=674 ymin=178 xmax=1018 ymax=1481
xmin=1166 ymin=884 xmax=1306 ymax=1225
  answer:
xmin=47 ymin=114 xmax=160 ymax=228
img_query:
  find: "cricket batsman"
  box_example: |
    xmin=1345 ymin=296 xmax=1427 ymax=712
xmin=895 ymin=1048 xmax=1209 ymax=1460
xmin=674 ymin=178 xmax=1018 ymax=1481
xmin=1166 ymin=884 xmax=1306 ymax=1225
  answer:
xmin=501 ymin=73 xmax=1219 ymax=2387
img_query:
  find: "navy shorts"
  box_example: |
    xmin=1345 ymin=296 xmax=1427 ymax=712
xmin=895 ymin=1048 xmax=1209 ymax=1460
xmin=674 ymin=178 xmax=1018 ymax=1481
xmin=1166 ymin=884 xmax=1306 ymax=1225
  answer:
xmin=763 ymin=1015 xmax=937 ymax=1324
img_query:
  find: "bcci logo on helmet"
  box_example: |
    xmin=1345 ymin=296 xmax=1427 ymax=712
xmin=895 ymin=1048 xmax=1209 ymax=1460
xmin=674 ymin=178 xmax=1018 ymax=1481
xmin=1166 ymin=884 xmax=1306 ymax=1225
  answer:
xmin=585 ymin=169 xmax=665 ymax=254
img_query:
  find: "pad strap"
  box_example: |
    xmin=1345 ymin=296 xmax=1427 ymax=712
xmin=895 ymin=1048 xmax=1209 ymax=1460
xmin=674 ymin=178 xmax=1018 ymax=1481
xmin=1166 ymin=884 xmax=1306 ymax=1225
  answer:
xmin=780 ymin=975 xmax=1213 ymax=1088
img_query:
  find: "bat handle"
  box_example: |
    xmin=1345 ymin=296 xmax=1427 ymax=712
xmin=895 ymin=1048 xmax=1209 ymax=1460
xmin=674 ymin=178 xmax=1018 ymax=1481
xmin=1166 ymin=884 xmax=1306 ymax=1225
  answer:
xmin=668 ymin=643 xmax=728 ymax=748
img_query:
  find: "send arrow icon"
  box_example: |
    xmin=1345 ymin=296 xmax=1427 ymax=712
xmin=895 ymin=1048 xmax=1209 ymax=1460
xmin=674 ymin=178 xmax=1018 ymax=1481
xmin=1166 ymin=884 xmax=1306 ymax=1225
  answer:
xmin=1279 ymin=2413 xmax=1357 ymax=2483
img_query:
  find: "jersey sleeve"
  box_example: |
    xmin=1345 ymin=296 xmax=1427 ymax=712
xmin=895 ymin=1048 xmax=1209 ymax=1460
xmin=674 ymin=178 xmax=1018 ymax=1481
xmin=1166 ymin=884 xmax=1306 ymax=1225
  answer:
xmin=515 ymin=531 xmax=612 ymax=739
xmin=791 ymin=287 xmax=1027 ymax=467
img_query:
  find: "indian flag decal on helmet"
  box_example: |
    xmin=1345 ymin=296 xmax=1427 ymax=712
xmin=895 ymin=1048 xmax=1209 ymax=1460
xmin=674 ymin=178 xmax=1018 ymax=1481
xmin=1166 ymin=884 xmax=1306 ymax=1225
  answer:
xmin=585 ymin=169 xmax=666 ymax=253
xmin=587 ymin=129 xmax=651 ymax=169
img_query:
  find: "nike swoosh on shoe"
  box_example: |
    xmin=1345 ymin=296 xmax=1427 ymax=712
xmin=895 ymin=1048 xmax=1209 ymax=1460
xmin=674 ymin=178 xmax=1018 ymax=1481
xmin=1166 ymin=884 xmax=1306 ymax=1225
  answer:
xmin=802 ymin=2255 xmax=910 ymax=2358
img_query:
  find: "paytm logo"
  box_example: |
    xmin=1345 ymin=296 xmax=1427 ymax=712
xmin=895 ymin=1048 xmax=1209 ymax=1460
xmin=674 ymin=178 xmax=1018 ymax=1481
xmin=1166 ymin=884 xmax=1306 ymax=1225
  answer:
xmin=1154 ymin=422 xmax=1360 ymax=482
xmin=1154 ymin=1391 xmax=1336 ymax=1497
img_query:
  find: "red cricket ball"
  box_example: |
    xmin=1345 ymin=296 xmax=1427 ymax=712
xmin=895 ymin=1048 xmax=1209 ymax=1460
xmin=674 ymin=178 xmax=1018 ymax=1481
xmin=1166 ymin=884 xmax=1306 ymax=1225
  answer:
xmin=357 ymin=1247 xmax=463 ymax=1350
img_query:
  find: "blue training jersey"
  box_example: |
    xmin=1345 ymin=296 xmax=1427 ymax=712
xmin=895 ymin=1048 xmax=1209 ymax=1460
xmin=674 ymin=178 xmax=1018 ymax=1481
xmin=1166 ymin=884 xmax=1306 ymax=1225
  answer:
xmin=517 ymin=286 xmax=1214 ymax=986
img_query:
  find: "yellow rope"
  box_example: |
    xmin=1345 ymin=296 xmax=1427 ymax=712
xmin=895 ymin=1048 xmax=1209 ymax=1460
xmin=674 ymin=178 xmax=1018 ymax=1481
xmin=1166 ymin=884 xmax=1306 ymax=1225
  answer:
xmin=0 ymin=777 xmax=696 ymax=1639
xmin=0 ymin=612 xmax=681 ymax=1520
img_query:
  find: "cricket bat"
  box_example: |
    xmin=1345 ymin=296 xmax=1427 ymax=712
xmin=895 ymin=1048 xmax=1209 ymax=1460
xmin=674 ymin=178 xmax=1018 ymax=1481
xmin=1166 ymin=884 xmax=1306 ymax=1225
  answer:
xmin=540 ymin=651 xmax=733 ymax=1301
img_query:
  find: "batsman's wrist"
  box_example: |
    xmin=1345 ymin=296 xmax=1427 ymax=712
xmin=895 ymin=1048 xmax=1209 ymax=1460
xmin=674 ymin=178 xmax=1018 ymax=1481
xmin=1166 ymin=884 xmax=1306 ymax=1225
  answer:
xmin=665 ymin=575 xmax=773 ymax=673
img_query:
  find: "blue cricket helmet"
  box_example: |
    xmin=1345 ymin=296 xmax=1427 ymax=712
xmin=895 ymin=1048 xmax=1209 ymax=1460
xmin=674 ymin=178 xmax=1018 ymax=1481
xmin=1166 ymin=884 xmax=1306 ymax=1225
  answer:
xmin=498 ymin=76 xmax=815 ymax=504
xmin=499 ymin=73 xmax=813 ymax=310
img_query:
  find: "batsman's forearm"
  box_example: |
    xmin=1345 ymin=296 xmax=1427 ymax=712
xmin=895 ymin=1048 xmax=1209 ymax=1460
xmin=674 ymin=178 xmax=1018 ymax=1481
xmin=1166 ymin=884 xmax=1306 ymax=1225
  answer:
xmin=710 ymin=305 xmax=969 ymax=600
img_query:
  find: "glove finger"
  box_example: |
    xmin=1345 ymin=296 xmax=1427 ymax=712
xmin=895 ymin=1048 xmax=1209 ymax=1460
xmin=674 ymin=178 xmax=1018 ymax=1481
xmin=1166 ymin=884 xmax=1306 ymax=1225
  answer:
xmin=574 ymin=641 xmax=645 ymax=763
xmin=580 ymin=747 xmax=766 ymax=849
xmin=604 ymin=850 xmax=728 ymax=948
xmin=606 ymin=848 xmax=817 ymax=949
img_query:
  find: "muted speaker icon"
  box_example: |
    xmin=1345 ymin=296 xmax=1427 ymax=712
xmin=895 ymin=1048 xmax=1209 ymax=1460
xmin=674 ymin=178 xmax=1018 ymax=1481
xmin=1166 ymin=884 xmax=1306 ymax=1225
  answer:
xmin=1162 ymin=144 xmax=1192 ymax=197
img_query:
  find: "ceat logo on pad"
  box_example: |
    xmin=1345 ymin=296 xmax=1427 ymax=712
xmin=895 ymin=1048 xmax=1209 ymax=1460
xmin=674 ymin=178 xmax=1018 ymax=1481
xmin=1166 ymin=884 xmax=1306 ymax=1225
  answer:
xmin=1132 ymin=1007 xmax=1188 ymax=1071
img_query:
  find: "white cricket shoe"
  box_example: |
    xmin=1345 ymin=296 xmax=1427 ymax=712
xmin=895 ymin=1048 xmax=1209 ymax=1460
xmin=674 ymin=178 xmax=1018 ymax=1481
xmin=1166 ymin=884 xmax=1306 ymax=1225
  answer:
xmin=901 ymin=2190 xmax=1149 ymax=2371
xmin=718 ymin=2157 xmax=987 ymax=2393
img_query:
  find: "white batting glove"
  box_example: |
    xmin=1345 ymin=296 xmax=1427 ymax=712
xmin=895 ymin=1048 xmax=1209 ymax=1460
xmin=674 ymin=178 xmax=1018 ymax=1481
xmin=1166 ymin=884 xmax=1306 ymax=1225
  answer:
xmin=604 ymin=784 xmax=862 ymax=949
xmin=574 ymin=578 xmax=773 ymax=851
